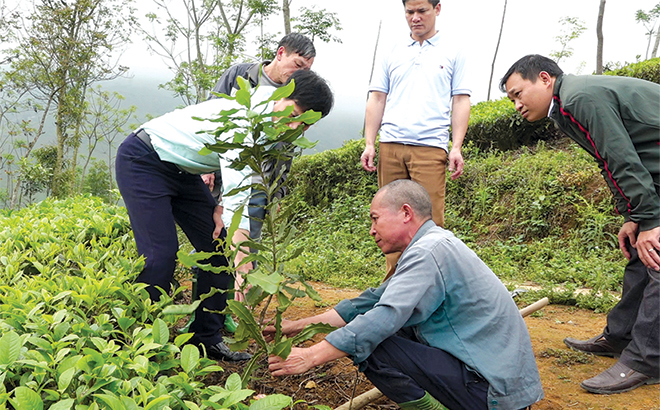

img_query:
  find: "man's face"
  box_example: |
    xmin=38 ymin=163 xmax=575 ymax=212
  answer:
xmin=505 ymin=72 xmax=554 ymax=122
xmin=274 ymin=47 xmax=314 ymax=84
xmin=272 ymin=99 xmax=310 ymax=131
xmin=369 ymin=193 xmax=408 ymax=255
xmin=405 ymin=0 xmax=440 ymax=42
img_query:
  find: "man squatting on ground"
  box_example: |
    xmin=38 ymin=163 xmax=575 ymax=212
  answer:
xmin=267 ymin=180 xmax=544 ymax=410
xmin=115 ymin=70 xmax=333 ymax=362
xmin=360 ymin=0 xmax=471 ymax=279
xmin=501 ymin=54 xmax=660 ymax=395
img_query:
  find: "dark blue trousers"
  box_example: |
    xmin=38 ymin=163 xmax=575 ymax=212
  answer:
xmin=604 ymin=245 xmax=660 ymax=378
xmin=116 ymin=133 xmax=230 ymax=346
xmin=362 ymin=334 xmax=489 ymax=410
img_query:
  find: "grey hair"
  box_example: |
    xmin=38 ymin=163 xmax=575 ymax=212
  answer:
xmin=377 ymin=179 xmax=433 ymax=221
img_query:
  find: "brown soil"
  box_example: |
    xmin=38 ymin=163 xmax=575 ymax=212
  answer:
xmin=206 ymin=282 xmax=660 ymax=410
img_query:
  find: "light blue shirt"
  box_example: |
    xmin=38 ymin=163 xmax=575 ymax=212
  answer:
xmin=140 ymin=86 xmax=277 ymax=231
xmin=370 ymin=33 xmax=471 ymax=151
xmin=326 ymin=221 xmax=543 ymax=410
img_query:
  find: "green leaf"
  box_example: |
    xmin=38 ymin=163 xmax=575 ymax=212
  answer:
xmin=225 ymin=372 xmax=243 ymax=391
xmin=271 ymin=339 xmax=292 ymax=360
xmin=290 ymin=323 xmax=337 ymax=345
xmin=94 ymin=393 xmax=127 ymax=410
xmin=49 ymin=399 xmax=75 ymax=410
xmin=58 ymin=367 xmax=76 ymax=391
xmin=226 ymin=300 xmax=267 ymax=350
xmin=152 ymin=318 xmax=169 ymax=345
xmin=246 ymin=271 xmax=284 ymax=295
xmin=236 ymin=89 xmax=251 ymax=108
xmin=162 ymin=300 xmax=201 ymax=316
xmin=174 ymin=333 xmax=194 ymax=347
xmin=249 ymin=394 xmax=293 ymax=410
xmin=269 ymin=81 xmax=295 ymax=102
xmin=0 ymin=331 xmax=21 ymax=366
xmin=14 ymin=386 xmax=43 ymax=410
xmin=180 ymin=344 xmax=199 ymax=373
xmin=199 ymin=146 xmax=214 ymax=156
xmin=292 ymin=136 xmax=318 ymax=149
xmin=143 ymin=395 xmax=171 ymax=410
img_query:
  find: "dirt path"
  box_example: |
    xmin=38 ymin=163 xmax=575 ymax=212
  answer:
xmin=216 ymin=282 xmax=660 ymax=409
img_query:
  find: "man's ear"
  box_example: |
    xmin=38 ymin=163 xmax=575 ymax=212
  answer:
xmin=539 ymin=71 xmax=553 ymax=88
xmin=401 ymin=204 xmax=414 ymax=223
xmin=276 ymin=46 xmax=286 ymax=60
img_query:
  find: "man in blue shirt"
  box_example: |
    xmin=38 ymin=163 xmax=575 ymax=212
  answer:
xmin=267 ymin=180 xmax=543 ymax=410
xmin=115 ymin=70 xmax=333 ymax=362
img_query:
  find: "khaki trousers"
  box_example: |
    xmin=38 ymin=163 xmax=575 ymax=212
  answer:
xmin=378 ymin=142 xmax=447 ymax=279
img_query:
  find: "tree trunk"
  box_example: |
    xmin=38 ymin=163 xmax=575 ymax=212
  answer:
xmin=652 ymin=29 xmax=660 ymax=58
xmin=283 ymin=0 xmax=291 ymax=35
xmin=487 ymin=0 xmax=508 ymax=100
xmin=596 ymin=0 xmax=606 ymax=74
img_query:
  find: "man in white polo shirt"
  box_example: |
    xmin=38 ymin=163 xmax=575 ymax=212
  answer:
xmin=360 ymin=0 xmax=471 ymax=279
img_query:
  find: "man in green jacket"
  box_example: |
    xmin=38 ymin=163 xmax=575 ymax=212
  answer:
xmin=500 ymin=54 xmax=659 ymax=395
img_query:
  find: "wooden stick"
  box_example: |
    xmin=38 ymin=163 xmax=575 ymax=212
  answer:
xmin=334 ymin=387 xmax=383 ymax=410
xmin=333 ymin=298 xmax=550 ymax=410
xmin=520 ymin=297 xmax=549 ymax=318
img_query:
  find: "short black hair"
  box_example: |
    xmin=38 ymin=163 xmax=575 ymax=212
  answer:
xmin=286 ymin=70 xmax=334 ymax=118
xmin=402 ymin=0 xmax=439 ymax=6
xmin=278 ymin=33 xmax=316 ymax=59
xmin=499 ymin=54 xmax=563 ymax=93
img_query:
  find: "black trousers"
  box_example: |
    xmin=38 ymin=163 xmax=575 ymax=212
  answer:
xmin=115 ymin=133 xmax=230 ymax=346
xmin=361 ymin=334 xmax=489 ymax=410
xmin=604 ymin=245 xmax=660 ymax=377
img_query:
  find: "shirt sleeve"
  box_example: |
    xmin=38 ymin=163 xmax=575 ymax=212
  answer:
xmin=566 ymin=94 xmax=660 ymax=231
xmin=219 ymin=155 xmax=251 ymax=231
xmin=368 ymin=45 xmax=392 ymax=94
xmin=451 ymin=48 xmax=471 ymax=96
xmin=325 ymin=246 xmax=446 ymax=363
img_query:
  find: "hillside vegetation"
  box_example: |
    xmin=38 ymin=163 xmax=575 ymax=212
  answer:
xmin=282 ymin=59 xmax=660 ymax=311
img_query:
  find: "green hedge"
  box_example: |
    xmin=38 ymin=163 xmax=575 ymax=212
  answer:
xmin=604 ymin=57 xmax=660 ymax=84
xmin=467 ymin=58 xmax=660 ymax=151
xmin=466 ymin=98 xmax=564 ymax=151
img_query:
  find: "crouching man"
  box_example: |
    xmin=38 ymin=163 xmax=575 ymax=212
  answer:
xmin=500 ymin=54 xmax=659 ymax=395
xmin=267 ymin=180 xmax=543 ymax=410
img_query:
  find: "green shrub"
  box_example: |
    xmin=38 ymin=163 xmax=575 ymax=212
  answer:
xmin=466 ymin=98 xmax=564 ymax=151
xmin=604 ymin=58 xmax=660 ymax=84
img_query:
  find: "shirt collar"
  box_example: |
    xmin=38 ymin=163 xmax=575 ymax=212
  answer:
xmin=406 ymin=31 xmax=440 ymax=47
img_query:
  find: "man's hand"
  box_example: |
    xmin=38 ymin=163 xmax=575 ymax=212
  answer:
xmin=448 ymin=148 xmax=464 ymax=180
xmin=262 ymin=318 xmax=302 ymax=342
xmin=212 ymin=205 xmax=224 ymax=240
xmin=636 ymin=226 xmax=660 ymax=271
xmin=361 ymin=144 xmax=377 ymax=172
xmin=269 ymin=347 xmax=315 ymax=376
xmin=201 ymin=173 xmax=215 ymax=191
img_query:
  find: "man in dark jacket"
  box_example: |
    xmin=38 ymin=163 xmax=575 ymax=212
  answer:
xmin=500 ymin=54 xmax=659 ymax=395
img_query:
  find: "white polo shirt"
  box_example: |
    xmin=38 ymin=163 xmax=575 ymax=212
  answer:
xmin=370 ymin=32 xmax=471 ymax=151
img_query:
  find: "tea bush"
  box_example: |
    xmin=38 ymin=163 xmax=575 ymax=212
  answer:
xmin=0 ymin=196 xmax=292 ymax=410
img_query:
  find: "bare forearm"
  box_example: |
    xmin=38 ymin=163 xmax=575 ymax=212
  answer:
xmin=451 ymin=94 xmax=470 ymax=150
xmin=364 ymin=91 xmax=387 ymax=147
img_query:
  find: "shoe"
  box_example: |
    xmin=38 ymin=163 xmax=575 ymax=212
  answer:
xmin=563 ymin=333 xmax=622 ymax=357
xmin=205 ymin=341 xmax=252 ymax=362
xmin=580 ymin=361 xmax=660 ymax=394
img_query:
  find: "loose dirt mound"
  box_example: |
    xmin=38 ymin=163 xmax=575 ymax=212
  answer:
xmin=211 ymin=283 xmax=660 ymax=409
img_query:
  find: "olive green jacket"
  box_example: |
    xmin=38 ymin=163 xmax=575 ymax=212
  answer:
xmin=550 ymin=74 xmax=660 ymax=231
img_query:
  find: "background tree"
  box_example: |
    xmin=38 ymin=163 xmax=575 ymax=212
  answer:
xmin=4 ymin=0 xmax=136 ymax=201
xmin=550 ymin=16 xmax=587 ymax=64
xmin=487 ymin=0 xmax=508 ymax=100
xmin=635 ymin=3 xmax=660 ymax=60
xmin=292 ymin=6 xmax=343 ymax=44
xmin=142 ymin=0 xmax=277 ymax=105
xmin=282 ymin=0 xmax=291 ymax=34
xmin=596 ymin=0 xmax=606 ymax=74
xmin=77 ymin=86 xmax=136 ymax=193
